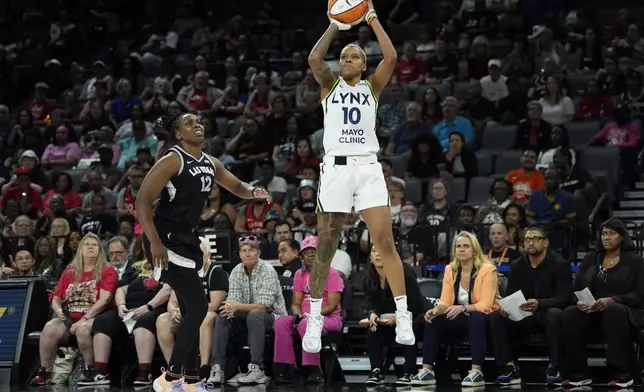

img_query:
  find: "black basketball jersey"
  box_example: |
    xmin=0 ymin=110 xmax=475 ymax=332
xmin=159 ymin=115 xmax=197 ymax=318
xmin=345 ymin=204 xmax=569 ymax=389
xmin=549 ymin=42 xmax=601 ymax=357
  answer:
xmin=154 ymin=145 xmax=216 ymax=230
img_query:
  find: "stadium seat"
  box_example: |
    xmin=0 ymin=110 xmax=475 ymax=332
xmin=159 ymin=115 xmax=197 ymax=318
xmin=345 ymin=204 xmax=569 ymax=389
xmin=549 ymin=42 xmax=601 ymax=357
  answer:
xmin=404 ymin=178 xmax=423 ymax=204
xmin=418 ymin=279 xmax=442 ymax=306
xmin=481 ymin=125 xmax=517 ymax=151
xmin=448 ymin=177 xmax=467 ymax=204
xmin=567 ymin=121 xmax=600 ymax=147
xmin=452 ymin=81 xmax=470 ymax=101
xmin=475 ymin=150 xmax=494 ymax=176
xmin=468 ymin=177 xmax=495 ymax=205
xmin=494 ymin=150 xmax=522 ymax=174
xmin=568 ymin=74 xmax=595 ymax=96
xmin=580 ymin=147 xmax=620 ymax=183
xmin=388 ymin=155 xmax=407 ymax=178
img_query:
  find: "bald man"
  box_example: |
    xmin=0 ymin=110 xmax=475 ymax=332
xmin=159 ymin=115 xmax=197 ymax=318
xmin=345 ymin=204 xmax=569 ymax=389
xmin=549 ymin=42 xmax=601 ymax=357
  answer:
xmin=487 ymin=223 xmax=522 ymax=265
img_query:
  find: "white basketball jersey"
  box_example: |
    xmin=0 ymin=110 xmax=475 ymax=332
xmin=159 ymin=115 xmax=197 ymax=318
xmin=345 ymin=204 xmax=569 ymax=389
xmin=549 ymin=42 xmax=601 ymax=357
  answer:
xmin=321 ymin=77 xmax=380 ymax=157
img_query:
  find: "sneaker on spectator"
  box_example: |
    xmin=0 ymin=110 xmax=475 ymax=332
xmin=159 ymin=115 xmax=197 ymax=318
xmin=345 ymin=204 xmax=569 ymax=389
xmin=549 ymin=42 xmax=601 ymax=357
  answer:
xmin=496 ymin=365 xmax=521 ymax=385
xmin=237 ymin=364 xmax=270 ymax=384
xmin=207 ymin=364 xmax=223 ymax=384
xmin=394 ymin=310 xmax=415 ymax=345
xmin=461 ymin=369 xmax=485 ymax=387
xmin=152 ymin=369 xmax=184 ymax=392
xmin=133 ymin=373 xmax=153 ymax=386
xmin=366 ymin=368 xmax=384 ymax=385
xmin=302 ymin=314 xmax=323 ymax=353
xmin=546 ymin=365 xmax=561 ymax=386
xmin=77 ymin=366 xmax=110 ymax=386
xmin=609 ymin=374 xmax=634 ymax=388
xmin=227 ymin=371 xmax=244 ymax=386
xmin=410 ymin=368 xmax=436 ymax=385
xmin=396 ymin=373 xmax=413 ymax=385
xmin=562 ymin=374 xmax=592 ymax=387
xmin=30 ymin=367 xmax=52 ymax=386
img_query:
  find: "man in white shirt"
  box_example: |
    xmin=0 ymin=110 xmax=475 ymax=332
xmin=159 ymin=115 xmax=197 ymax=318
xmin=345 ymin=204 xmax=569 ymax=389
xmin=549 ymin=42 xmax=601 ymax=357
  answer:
xmin=107 ymin=236 xmax=131 ymax=280
xmin=250 ymin=159 xmax=288 ymax=205
xmin=480 ymin=59 xmax=509 ymax=104
xmin=352 ymin=26 xmax=382 ymax=57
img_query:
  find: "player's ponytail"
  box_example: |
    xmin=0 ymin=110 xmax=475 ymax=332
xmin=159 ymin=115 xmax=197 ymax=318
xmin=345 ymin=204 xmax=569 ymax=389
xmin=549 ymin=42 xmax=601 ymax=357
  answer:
xmin=156 ymin=107 xmax=183 ymax=147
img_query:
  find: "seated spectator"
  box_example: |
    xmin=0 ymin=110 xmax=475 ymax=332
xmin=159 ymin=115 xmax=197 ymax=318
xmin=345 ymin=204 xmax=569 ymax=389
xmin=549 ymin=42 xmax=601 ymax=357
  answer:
xmin=26 ymin=82 xmax=54 ymax=122
xmin=0 ymin=246 xmax=36 ymax=277
xmin=353 ymin=26 xmax=382 ymax=56
xmin=227 ymin=117 xmax=273 ymax=180
xmin=420 ymin=179 xmax=457 ymax=256
xmin=33 ymin=236 xmax=64 ymax=278
xmin=497 ymin=78 xmax=527 ymax=125
xmin=514 ymin=101 xmax=552 ymax=151
xmin=272 ymin=116 xmax=302 ymax=163
xmin=30 ymin=233 xmax=117 ymax=386
xmin=553 ymin=148 xmax=595 ymax=220
xmin=432 ymin=97 xmax=475 ymax=150
xmin=244 ymin=74 xmax=272 ymax=117
xmin=480 ymin=59 xmax=508 ymax=104
xmin=506 ymin=148 xmax=545 ymax=204
xmin=284 ymin=138 xmax=320 ymax=178
xmin=486 ymin=223 xmax=522 ymax=266
xmin=593 ymin=106 xmax=640 ymax=187
xmin=82 ymin=170 xmax=117 ymax=209
xmin=596 ymin=57 xmax=626 ymax=96
xmin=456 ymin=204 xmax=476 ymax=232
xmin=82 ymin=143 xmax=122 ymax=190
xmin=199 ymin=184 xmax=237 ymax=231
xmin=0 ymin=167 xmax=43 ymax=219
xmin=491 ymin=225 xmax=571 ymax=386
xmin=212 ymin=76 xmax=247 ymax=119
xmin=380 ymin=158 xmax=406 ymax=186
xmin=526 ymin=169 xmax=576 ymax=223
xmin=420 ymin=87 xmax=443 ymax=128
xmin=109 ymin=78 xmax=142 ymax=124
xmin=405 ymin=134 xmax=443 ymax=180
xmin=296 ymin=70 xmax=321 ymax=109
xmin=116 ymin=121 xmax=158 ymax=169
xmin=397 ymin=202 xmax=427 ymax=265
xmin=115 ymin=164 xmax=145 ymax=230
xmin=475 ymin=179 xmax=513 ymax=224
xmin=114 ymin=104 xmax=154 ymax=142
xmin=411 ymin=232 xmax=497 ymax=387
xmin=578 ymin=80 xmax=614 ymax=120
xmin=502 ymin=203 xmax=527 ymax=250
xmin=393 ymin=43 xmax=425 ymax=86
xmin=83 ymin=258 xmax=171 ymax=386
xmin=365 ymin=246 xmax=426 ymax=385
xmin=107 ymin=236 xmax=132 ymax=280
xmin=563 ymin=219 xmax=644 ymax=388
xmin=385 ymin=102 xmax=430 ymax=156
xmin=425 ymin=39 xmax=459 ymax=83
xmin=50 ymin=218 xmax=73 ymax=263
xmin=468 ymin=36 xmax=492 ymax=80
xmin=539 ymin=76 xmax=575 ymax=126
xmin=574 ymin=28 xmax=604 ymax=72
xmin=42 ymin=172 xmax=82 ymax=216
xmin=265 ymin=95 xmax=290 ymax=139
xmin=80 ymin=194 xmax=118 ymax=238
xmin=462 ymin=79 xmax=496 ymax=139
xmin=176 ymin=71 xmax=219 ymax=114
xmin=251 ymin=159 xmax=288 ymax=206
xmin=293 ymin=201 xmax=318 ymax=243
xmin=277 ymin=239 xmax=302 ymax=277
xmin=35 ymin=194 xmax=79 ymax=237
xmin=443 ymin=131 xmax=478 ymax=179
xmin=537 ymin=125 xmax=575 ymax=169
xmin=209 ymin=236 xmax=287 ymax=385
xmin=235 ymin=183 xmax=284 ymax=233
xmin=9 ymin=149 xmax=50 ymax=191
xmin=274 ymin=236 xmax=343 ymax=384
xmin=377 ymin=83 xmax=407 ymax=138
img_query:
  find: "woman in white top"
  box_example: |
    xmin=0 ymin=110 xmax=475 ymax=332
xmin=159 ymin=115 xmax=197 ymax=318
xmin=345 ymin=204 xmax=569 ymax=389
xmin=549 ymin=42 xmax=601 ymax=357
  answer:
xmin=539 ymin=76 xmax=575 ymax=125
xmin=537 ymin=125 xmax=576 ymax=170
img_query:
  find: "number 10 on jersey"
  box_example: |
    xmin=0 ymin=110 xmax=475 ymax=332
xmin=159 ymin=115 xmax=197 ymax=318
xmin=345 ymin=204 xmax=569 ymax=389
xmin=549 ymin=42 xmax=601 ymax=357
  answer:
xmin=342 ymin=107 xmax=361 ymax=125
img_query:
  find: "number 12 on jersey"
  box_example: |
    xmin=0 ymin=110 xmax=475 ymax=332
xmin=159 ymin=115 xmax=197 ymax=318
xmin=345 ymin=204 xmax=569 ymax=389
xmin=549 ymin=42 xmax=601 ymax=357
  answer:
xmin=200 ymin=176 xmax=212 ymax=192
xmin=342 ymin=107 xmax=361 ymax=125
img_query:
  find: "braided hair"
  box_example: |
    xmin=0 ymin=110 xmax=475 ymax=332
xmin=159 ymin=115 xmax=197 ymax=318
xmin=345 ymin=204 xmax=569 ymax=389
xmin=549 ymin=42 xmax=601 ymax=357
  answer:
xmin=156 ymin=107 xmax=185 ymax=148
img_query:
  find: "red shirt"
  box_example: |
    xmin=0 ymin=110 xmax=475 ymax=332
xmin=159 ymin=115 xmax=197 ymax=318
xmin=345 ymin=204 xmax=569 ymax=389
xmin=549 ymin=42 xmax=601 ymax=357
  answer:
xmin=393 ymin=58 xmax=425 ymax=85
xmin=26 ymin=99 xmax=54 ymax=121
xmin=0 ymin=185 xmax=43 ymax=211
xmin=188 ymin=90 xmax=210 ymax=111
xmin=578 ymin=96 xmax=614 ymax=119
xmin=54 ymin=265 xmax=118 ymax=321
xmin=42 ymin=189 xmax=82 ymax=214
xmin=245 ymin=202 xmax=272 ymax=232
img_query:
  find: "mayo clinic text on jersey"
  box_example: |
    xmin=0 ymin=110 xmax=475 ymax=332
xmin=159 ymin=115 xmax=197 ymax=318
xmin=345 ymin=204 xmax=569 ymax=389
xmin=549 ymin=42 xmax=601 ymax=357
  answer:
xmin=339 ymin=128 xmax=366 ymax=144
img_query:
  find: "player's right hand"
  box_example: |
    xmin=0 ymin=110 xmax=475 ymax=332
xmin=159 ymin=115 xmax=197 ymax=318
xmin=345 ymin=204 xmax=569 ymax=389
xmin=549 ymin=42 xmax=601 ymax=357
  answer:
xmin=150 ymin=240 xmax=169 ymax=269
xmin=328 ymin=14 xmax=352 ymax=31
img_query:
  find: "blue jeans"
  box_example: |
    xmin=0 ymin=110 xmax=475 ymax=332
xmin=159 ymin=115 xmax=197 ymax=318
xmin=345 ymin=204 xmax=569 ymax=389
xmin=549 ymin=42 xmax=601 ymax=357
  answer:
xmin=422 ymin=312 xmax=489 ymax=367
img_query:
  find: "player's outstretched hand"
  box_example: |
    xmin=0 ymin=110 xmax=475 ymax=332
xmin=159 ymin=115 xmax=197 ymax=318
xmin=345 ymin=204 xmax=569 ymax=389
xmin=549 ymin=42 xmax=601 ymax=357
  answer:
xmin=328 ymin=13 xmax=352 ymax=31
xmin=150 ymin=240 xmax=169 ymax=269
xmin=252 ymin=187 xmax=272 ymax=202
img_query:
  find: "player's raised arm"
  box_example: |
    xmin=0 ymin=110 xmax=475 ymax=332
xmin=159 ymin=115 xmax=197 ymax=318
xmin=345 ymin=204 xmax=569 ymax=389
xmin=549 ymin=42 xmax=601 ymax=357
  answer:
xmin=365 ymin=0 xmax=397 ymax=97
xmin=308 ymin=23 xmax=342 ymax=94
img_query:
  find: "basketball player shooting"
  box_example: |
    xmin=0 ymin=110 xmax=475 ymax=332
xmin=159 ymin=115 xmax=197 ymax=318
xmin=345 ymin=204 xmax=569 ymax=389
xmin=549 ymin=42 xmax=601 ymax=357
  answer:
xmin=302 ymin=0 xmax=415 ymax=354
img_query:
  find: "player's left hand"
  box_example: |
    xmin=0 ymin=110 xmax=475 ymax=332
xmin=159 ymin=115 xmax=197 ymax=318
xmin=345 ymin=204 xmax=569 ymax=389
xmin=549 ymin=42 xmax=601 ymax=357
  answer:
xmin=252 ymin=187 xmax=271 ymax=202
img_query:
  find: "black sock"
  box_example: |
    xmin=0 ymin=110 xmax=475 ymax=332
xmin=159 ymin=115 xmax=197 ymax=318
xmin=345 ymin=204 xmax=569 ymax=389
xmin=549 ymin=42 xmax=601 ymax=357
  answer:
xmin=184 ymin=369 xmax=200 ymax=384
xmin=198 ymin=365 xmax=210 ymax=380
xmin=164 ymin=365 xmax=182 ymax=382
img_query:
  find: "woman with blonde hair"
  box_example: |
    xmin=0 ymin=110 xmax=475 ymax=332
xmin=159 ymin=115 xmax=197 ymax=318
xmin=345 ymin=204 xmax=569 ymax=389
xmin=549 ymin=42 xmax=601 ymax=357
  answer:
xmin=30 ymin=233 xmax=118 ymax=386
xmin=411 ymin=231 xmax=497 ymax=387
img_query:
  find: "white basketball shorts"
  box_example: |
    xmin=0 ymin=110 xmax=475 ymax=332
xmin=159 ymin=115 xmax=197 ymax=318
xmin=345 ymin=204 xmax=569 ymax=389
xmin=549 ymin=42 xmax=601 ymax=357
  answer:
xmin=316 ymin=155 xmax=390 ymax=214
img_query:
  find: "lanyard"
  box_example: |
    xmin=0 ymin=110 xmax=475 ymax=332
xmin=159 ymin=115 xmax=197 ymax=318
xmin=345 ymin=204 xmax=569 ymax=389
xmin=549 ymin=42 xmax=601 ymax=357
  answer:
xmin=488 ymin=248 xmax=508 ymax=266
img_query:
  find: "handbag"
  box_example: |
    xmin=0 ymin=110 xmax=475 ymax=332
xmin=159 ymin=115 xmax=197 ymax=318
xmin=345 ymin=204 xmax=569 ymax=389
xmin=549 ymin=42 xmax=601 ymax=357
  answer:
xmin=51 ymin=347 xmax=78 ymax=384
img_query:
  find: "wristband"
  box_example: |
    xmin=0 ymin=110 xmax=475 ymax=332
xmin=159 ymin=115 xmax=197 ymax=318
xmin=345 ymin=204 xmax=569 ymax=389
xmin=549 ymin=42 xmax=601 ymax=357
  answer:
xmin=147 ymin=304 xmax=154 ymax=312
xmin=366 ymin=10 xmax=378 ymax=25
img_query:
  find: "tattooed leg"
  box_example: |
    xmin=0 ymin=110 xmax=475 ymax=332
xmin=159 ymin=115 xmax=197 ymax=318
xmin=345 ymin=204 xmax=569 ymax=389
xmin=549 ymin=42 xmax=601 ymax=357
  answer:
xmin=309 ymin=212 xmax=347 ymax=298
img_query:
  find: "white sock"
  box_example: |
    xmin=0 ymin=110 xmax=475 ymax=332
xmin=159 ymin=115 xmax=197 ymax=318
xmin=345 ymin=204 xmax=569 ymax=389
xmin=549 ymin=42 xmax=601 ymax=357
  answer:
xmin=309 ymin=298 xmax=322 ymax=316
xmin=394 ymin=295 xmax=408 ymax=312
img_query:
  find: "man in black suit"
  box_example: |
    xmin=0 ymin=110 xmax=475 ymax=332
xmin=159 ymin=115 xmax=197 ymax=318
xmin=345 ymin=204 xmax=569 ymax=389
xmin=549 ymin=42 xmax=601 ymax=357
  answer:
xmin=107 ymin=236 xmax=132 ymax=280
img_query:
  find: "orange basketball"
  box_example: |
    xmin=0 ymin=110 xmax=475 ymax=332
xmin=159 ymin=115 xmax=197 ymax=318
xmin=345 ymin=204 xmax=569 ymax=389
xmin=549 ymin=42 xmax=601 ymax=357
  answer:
xmin=328 ymin=0 xmax=368 ymax=25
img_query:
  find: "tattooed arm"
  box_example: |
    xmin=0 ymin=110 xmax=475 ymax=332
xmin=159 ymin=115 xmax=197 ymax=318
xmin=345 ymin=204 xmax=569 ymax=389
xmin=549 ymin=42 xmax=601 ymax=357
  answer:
xmin=308 ymin=25 xmax=339 ymax=96
xmin=309 ymin=212 xmax=347 ymax=298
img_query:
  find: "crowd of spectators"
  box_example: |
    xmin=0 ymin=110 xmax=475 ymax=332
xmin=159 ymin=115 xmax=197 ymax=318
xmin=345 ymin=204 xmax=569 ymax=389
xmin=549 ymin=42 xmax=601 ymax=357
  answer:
xmin=1 ymin=0 xmax=644 ymax=388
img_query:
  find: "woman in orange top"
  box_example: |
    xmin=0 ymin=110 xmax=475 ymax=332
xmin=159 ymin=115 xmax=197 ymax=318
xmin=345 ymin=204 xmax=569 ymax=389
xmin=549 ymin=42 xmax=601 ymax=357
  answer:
xmin=410 ymin=231 xmax=498 ymax=388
